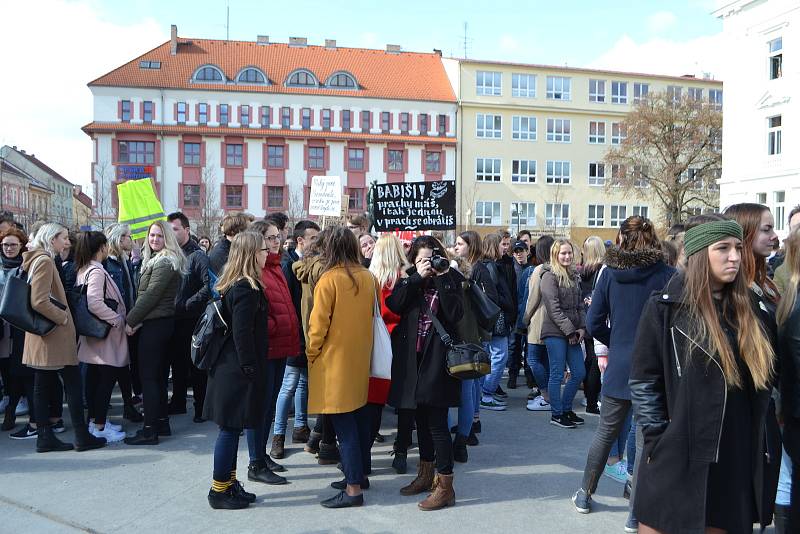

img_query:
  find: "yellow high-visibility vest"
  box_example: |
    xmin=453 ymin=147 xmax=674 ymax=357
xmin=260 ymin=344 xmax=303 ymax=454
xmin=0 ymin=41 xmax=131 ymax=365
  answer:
xmin=117 ymin=179 xmax=166 ymax=240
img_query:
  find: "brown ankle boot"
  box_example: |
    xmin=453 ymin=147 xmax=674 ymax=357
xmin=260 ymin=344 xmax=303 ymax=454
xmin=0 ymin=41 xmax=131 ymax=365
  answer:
xmin=418 ymin=473 xmax=455 ymax=511
xmin=270 ymin=435 xmax=285 ymax=459
xmin=399 ymin=460 xmax=435 ymax=496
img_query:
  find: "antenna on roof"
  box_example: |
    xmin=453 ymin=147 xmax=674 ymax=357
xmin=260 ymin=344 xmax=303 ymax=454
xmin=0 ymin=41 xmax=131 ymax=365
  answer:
xmin=226 ymin=1 xmax=230 ymax=41
xmin=463 ymin=22 xmax=468 ymax=59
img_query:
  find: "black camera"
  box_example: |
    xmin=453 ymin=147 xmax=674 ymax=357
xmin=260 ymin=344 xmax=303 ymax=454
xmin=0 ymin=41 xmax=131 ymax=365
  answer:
xmin=430 ymin=255 xmax=450 ymax=273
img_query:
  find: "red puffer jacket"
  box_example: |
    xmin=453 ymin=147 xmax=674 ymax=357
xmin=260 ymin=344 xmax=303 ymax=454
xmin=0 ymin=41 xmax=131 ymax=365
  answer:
xmin=262 ymin=252 xmax=300 ymax=359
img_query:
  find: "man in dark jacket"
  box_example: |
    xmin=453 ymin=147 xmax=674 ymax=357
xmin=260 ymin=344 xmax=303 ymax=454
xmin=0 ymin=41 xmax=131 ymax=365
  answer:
xmin=208 ymin=212 xmax=251 ymax=275
xmin=166 ymin=212 xmax=211 ymax=422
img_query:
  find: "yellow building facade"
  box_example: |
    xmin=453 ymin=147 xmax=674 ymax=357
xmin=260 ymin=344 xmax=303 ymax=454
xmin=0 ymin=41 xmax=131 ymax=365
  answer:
xmin=453 ymin=60 xmax=723 ymax=242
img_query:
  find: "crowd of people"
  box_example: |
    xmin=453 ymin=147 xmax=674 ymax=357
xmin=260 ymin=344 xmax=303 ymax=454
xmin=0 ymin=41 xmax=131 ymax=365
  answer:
xmin=0 ymin=205 xmax=798 ymax=532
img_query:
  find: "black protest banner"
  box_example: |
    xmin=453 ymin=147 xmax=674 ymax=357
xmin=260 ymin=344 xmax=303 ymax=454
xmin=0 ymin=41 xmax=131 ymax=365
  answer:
xmin=371 ymin=180 xmax=456 ymax=231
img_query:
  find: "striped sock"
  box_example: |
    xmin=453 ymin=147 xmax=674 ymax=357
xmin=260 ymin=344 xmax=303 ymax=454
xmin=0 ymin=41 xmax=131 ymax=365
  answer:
xmin=230 ymin=470 xmax=237 ymax=482
xmin=211 ymin=479 xmax=232 ymax=493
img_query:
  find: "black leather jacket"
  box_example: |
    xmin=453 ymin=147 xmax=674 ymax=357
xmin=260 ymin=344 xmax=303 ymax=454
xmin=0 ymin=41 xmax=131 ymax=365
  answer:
xmin=175 ymin=238 xmax=210 ymax=319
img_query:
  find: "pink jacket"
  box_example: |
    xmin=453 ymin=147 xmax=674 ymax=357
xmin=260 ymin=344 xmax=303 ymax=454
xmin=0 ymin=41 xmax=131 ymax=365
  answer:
xmin=76 ymin=261 xmax=130 ymax=367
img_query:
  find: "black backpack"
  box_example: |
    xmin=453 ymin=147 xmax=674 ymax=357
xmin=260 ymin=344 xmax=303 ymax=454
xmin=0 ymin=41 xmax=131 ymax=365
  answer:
xmin=191 ymin=298 xmax=229 ymax=370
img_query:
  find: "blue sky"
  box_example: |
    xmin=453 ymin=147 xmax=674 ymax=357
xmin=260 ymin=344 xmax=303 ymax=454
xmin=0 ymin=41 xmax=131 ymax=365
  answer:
xmin=0 ymin=0 xmax=723 ymax=193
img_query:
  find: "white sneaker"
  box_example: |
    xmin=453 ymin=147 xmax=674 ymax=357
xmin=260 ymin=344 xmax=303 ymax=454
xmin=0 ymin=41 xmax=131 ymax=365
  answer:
xmin=90 ymin=424 xmax=126 ymax=443
xmin=581 ymin=398 xmax=588 ymax=407
xmin=90 ymin=420 xmax=122 ymax=432
xmin=526 ymin=396 xmax=551 ymax=411
xmin=0 ymin=396 xmax=9 ymax=412
xmin=15 ymin=398 xmax=28 ymax=416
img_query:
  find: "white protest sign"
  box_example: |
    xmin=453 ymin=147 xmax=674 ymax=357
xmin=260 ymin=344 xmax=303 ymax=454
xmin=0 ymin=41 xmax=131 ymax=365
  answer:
xmin=308 ymin=175 xmax=342 ymax=216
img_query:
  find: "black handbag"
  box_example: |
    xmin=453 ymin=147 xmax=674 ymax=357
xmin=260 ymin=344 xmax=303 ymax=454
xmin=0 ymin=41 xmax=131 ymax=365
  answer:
xmin=426 ymin=303 xmax=490 ymax=380
xmin=69 ymin=268 xmax=118 ymax=339
xmin=468 ymin=280 xmax=501 ymax=331
xmin=0 ymin=258 xmax=65 ymax=336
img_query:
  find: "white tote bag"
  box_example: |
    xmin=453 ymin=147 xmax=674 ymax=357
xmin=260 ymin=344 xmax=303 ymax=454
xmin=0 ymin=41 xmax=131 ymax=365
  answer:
xmin=370 ymin=292 xmax=393 ymax=380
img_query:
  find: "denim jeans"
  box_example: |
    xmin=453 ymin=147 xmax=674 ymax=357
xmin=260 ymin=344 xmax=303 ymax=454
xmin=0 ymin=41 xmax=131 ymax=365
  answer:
xmin=481 ymin=335 xmax=509 ymax=397
xmin=543 ymin=336 xmax=586 ymax=416
xmin=246 ymin=358 xmax=286 ymax=462
xmin=580 ymin=396 xmax=632 ymax=494
xmin=330 ymin=404 xmax=372 ymax=485
xmin=273 ymin=365 xmax=308 ymax=436
xmin=213 ymin=426 xmax=240 ymax=482
xmin=451 ymin=379 xmax=476 ymax=436
xmin=526 ymin=343 xmax=549 ymax=392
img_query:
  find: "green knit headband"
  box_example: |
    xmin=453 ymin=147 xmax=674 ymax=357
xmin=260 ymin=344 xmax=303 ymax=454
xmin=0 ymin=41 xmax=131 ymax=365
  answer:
xmin=683 ymin=220 xmax=744 ymax=258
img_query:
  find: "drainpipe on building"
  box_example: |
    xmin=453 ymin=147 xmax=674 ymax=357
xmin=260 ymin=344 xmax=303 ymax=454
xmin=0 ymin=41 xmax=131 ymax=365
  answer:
xmin=159 ymin=88 xmax=166 ymax=206
xmin=458 ymin=64 xmax=464 ymax=233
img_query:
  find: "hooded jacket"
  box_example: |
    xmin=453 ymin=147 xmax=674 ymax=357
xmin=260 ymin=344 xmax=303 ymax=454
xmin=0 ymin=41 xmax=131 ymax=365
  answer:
xmin=587 ymin=246 xmax=675 ymax=400
xmin=174 ymin=238 xmax=211 ymax=319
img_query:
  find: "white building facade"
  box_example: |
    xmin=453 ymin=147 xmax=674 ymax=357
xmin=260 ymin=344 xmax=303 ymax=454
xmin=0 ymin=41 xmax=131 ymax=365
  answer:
xmin=715 ymin=0 xmax=799 ymax=236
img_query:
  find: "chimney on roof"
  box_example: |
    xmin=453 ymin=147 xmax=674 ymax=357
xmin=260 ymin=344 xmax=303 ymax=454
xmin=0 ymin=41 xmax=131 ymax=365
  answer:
xmin=20 ymin=149 xmax=25 ymax=155
xmin=170 ymin=24 xmax=178 ymax=55
xmin=289 ymin=37 xmax=307 ymax=47
xmin=257 ymin=35 xmax=269 ymax=45
xmin=325 ymin=39 xmax=337 ymax=50
xmin=433 ymin=48 xmax=442 ymax=56
xmin=386 ymin=44 xmax=401 ymax=54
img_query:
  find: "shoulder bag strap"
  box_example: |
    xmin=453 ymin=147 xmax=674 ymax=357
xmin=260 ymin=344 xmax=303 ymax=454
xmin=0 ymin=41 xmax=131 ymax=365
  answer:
xmin=426 ymin=301 xmax=453 ymax=347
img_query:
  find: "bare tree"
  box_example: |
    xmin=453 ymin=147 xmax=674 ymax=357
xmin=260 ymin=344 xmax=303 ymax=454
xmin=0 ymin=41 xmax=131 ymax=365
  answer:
xmin=195 ymin=161 xmax=223 ymax=238
xmin=604 ymin=91 xmax=722 ymax=226
xmin=460 ymin=185 xmax=480 ymax=232
xmin=92 ymin=160 xmax=116 ymax=230
xmin=285 ymin=182 xmax=306 ymax=230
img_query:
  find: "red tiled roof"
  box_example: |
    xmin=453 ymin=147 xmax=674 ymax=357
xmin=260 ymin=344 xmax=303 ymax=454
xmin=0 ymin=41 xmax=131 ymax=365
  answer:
xmin=81 ymin=122 xmax=456 ymax=145
xmin=75 ymin=191 xmax=93 ymax=209
xmin=89 ymin=38 xmax=456 ymax=103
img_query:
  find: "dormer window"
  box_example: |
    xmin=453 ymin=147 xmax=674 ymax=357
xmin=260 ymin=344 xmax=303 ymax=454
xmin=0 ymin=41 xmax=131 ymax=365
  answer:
xmin=326 ymin=72 xmax=357 ymax=89
xmin=193 ymin=65 xmax=224 ymax=83
xmin=237 ymin=67 xmax=267 ymax=84
xmin=286 ymin=69 xmax=318 ymax=87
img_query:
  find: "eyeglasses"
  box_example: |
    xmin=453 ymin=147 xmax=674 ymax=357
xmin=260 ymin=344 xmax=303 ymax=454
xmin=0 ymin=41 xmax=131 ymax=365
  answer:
xmin=265 ymin=235 xmax=280 ymax=242
xmin=260 ymin=248 xmax=269 ymax=251
xmin=1 ymin=243 xmax=20 ymax=248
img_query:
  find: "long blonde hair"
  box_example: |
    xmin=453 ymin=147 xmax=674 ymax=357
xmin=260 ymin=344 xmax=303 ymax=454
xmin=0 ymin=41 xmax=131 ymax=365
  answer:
xmin=582 ymin=236 xmax=606 ymax=269
xmin=369 ymin=234 xmax=410 ymax=290
xmin=216 ymin=232 xmax=264 ymax=295
xmin=142 ymin=220 xmax=186 ymax=274
xmin=777 ymin=230 xmax=800 ymax=326
xmin=549 ymin=239 xmax=576 ymax=287
xmin=684 ymin=215 xmax=774 ymax=390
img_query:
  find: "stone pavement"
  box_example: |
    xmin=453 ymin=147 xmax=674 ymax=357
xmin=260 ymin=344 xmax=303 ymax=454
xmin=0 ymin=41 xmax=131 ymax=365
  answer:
xmin=0 ymin=385 xmax=635 ymax=534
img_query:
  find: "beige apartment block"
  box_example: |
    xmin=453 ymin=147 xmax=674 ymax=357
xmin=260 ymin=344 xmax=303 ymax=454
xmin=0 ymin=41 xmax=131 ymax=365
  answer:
xmin=450 ymin=59 xmax=723 ymax=243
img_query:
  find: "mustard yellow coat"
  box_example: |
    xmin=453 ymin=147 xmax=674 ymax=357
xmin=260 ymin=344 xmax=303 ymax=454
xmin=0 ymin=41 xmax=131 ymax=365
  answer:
xmin=306 ymin=265 xmax=378 ymax=414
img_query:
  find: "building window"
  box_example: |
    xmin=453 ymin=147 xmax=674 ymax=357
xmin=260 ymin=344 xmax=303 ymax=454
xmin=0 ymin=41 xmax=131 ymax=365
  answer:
xmin=198 ymin=103 xmax=208 ymax=124
xmin=476 ymin=114 xmax=502 ymax=139
xmin=183 ymin=142 xmax=201 ymax=166
xmin=399 ymin=112 xmax=410 ymax=133
xmin=348 ymin=148 xmax=365 ymax=170
xmin=260 ymin=106 xmax=269 ymax=126
xmin=768 ymin=115 xmax=782 ymax=155
xmin=546 ymin=160 xmax=571 ymax=184
xmin=611 ymin=205 xmax=627 ymax=227
xmin=546 ymin=76 xmax=571 ymax=100
xmin=587 ymin=204 xmax=605 ymax=227
xmin=611 ymin=122 xmax=627 ymax=145
xmin=476 ymin=71 xmax=502 ymax=96
xmin=225 ymin=185 xmax=244 ymax=208
xmin=611 ymin=81 xmax=628 ymax=104
xmin=301 ymin=108 xmax=311 ymax=129
xmin=194 ymin=66 xmax=224 ymax=82
xmin=381 ymin=112 xmax=391 ymax=132
xmin=281 ymin=107 xmax=291 ymax=128
xmin=769 ymin=37 xmax=783 ymax=80
xmin=176 ymin=102 xmax=187 ymax=123
xmin=511 ymin=160 xmax=536 ymax=183
xmin=438 ymin=115 xmax=447 ymax=136
xmin=321 ymin=109 xmax=331 ymax=130
xmin=687 ymin=87 xmax=703 ymax=102
xmin=361 ymin=110 xmax=371 ymax=131
xmin=633 ymin=83 xmax=649 ymax=103
xmin=511 ymin=202 xmax=536 ymax=226
xmin=219 ymin=104 xmax=229 ymax=125
xmin=118 ymin=141 xmax=154 ymax=164
xmin=476 ymin=158 xmax=501 ymax=182
xmin=327 ymin=72 xmax=357 ymax=89
xmin=707 ymin=169 xmax=721 ymax=191
xmin=757 ymin=192 xmax=767 ymax=204
xmin=425 ymin=151 xmax=441 ymax=173
xmin=588 ymin=121 xmax=606 ymax=144
xmin=388 ymin=150 xmax=404 ymax=172
xmin=182 ymin=185 xmax=201 ymax=208
xmin=633 ymin=165 xmax=649 ymax=188
xmin=348 ymin=189 xmax=364 ymax=210
xmin=709 ymin=89 xmax=723 ymax=111
xmin=512 ymin=74 xmax=536 ymax=98
xmin=589 ymin=79 xmax=605 ymax=103
xmin=546 ymin=118 xmax=571 ymax=142
xmin=342 ymin=110 xmax=351 ymax=131
xmin=267 ymin=186 xmax=284 ymax=209
xmin=475 ymin=201 xmax=501 ymax=225
xmin=142 ymin=101 xmax=154 ymax=122
xmin=419 ymin=114 xmax=429 ymax=134
xmin=588 ymin=162 xmax=605 ymax=186
xmin=632 ymin=205 xmax=649 ymax=218
xmin=121 ymin=100 xmax=131 ymax=121
xmin=545 ymin=203 xmax=570 ymax=227
xmin=240 ymin=105 xmax=250 ymax=126
xmin=308 ymin=147 xmax=325 ymax=170
xmin=225 ymin=144 xmax=243 ymax=166
xmin=511 ymin=116 xmax=537 ymax=141
xmin=267 ymin=145 xmax=284 ymax=168
xmin=237 ymin=68 xmax=266 ymax=84
xmin=667 ymin=85 xmax=682 ymax=104
xmin=775 ymin=191 xmax=786 ymax=231
xmin=611 ymin=164 xmax=627 ymax=186
xmin=287 ymin=70 xmax=318 ymax=87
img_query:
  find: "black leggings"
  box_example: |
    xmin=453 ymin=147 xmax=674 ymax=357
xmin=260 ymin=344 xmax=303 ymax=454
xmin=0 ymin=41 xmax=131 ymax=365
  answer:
xmin=5 ymin=375 xmax=35 ymax=423
xmin=34 ymin=366 xmax=85 ymax=431
xmin=583 ymin=337 xmax=601 ymax=410
xmin=396 ymin=408 xmax=415 ymax=452
xmin=166 ymin=318 xmax=207 ymax=411
xmin=312 ymin=413 xmax=338 ymax=445
xmin=416 ymin=405 xmax=453 ymax=475
xmin=137 ymin=318 xmax=174 ymax=427
xmin=85 ymin=364 xmax=118 ymax=425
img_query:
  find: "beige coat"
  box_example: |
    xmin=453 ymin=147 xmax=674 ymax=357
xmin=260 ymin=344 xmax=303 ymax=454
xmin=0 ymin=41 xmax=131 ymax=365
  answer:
xmin=522 ymin=264 xmax=546 ymax=345
xmin=21 ymin=249 xmax=78 ymax=368
xmin=76 ymin=261 xmax=129 ymax=367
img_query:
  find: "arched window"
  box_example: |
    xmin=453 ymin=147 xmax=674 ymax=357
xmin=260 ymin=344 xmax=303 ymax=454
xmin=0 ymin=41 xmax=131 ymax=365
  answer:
xmin=193 ymin=65 xmax=224 ymax=82
xmin=326 ymin=72 xmax=357 ymax=89
xmin=237 ymin=67 xmax=267 ymax=84
xmin=286 ymin=69 xmax=318 ymax=87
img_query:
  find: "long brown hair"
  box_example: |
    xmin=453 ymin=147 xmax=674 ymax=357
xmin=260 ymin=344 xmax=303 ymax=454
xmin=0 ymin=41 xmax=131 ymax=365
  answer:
xmin=777 ymin=230 xmax=800 ymax=326
xmin=723 ymin=203 xmax=778 ymax=301
xmin=458 ymin=231 xmax=483 ymax=265
xmin=321 ymin=226 xmax=363 ymax=294
xmin=482 ymin=233 xmax=502 ymax=261
xmin=216 ymin=232 xmax=264 ymax=294
xmin=618 ymin=215 xmax=661 ymax=252
xmin=683 ymin=214 xmax=774 ymax=389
